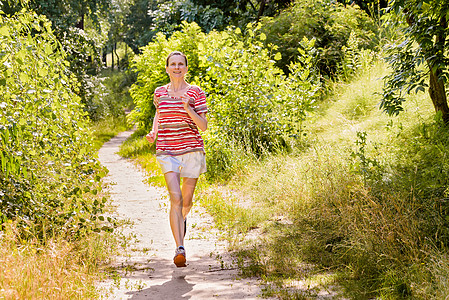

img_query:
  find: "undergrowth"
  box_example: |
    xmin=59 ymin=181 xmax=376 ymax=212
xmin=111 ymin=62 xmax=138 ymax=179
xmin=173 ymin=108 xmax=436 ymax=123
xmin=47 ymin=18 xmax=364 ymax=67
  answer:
xmin=91 ymin=115 xmax=130 ymax=150
xmin=0 ymin=220 xmax=117 ymax=299
xmin=195 ymin=59 xmax=449 ymax=299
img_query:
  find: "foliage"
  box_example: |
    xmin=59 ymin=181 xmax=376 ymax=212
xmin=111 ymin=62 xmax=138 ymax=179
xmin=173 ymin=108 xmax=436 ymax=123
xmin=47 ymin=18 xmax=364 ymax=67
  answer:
xmin=337 ymin=31 xmax=379 ymax=81
xmin=1 ymin=0 xmax=114 ymax=120
xmin=381 ymin=0 xmax=449 ymax=123
xmin=198 ymin=25 xmax=321 ymax=153
xmin=198 ymin=58 xmax=449 ymax=298
xmin=87 ymin=68 xmax=136 ymax=122
xmin=123 ymin=0 xmax=159 ymax=54
xmin=128 ymin=22 xmax=321 ymax=181
xmin=105 ymin=0 xmax=133 ymax=69
xmin=336 ymin=0 xmax=388 ymax=18
xmin=0 ymin=9 xmax=112 ymax=239
xmin=187 ymin=0 xmax=293 ymax=28
xmin=259 ymin=0 xmax=378 ymax=77
xmin=1 ymin=0 xmax=108 ymax=25
xmin=123 ymin=0 xmax=292 ymax=54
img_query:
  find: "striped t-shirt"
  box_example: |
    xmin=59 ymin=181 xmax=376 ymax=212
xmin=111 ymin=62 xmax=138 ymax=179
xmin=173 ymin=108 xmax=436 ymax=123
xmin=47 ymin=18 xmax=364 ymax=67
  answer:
xmin=154 ymin=84 xmax=208 ymax=156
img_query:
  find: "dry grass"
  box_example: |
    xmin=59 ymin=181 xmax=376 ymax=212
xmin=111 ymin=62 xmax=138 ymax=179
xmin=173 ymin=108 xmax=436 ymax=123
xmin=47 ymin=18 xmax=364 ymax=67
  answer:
xmin=0 ymin=222 xmax=111 ymax=299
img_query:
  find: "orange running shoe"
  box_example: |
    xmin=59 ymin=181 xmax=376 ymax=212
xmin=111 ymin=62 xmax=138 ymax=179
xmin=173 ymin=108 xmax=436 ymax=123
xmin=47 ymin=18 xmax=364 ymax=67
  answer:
xmin=174 ymin=246 xmax=186 ymax=267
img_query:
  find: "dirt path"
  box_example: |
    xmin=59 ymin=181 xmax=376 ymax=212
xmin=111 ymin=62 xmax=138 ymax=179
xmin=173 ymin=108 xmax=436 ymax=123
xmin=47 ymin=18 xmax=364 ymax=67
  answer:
xmin=97 ymin=130 xmax=267 ymax=299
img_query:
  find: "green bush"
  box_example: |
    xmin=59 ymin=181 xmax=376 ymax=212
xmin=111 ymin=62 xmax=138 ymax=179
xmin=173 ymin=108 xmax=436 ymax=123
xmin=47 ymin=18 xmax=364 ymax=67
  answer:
xmin=260 ymin=0 xmax=378 ymax=77
xmin=0 ymin=10 xmax=110 ymax=239
xmin=87 ymin=69 xmax=136 ymax=122
xmin=129 ymin=22 xmax=321 ymax=180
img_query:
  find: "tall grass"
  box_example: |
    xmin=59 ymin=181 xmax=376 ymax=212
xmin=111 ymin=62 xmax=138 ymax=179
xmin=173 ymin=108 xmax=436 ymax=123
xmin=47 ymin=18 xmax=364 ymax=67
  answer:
xmin=196 ymin=59 xmax=449 ymax=299
xmin=90 ymin=115 xmax=130 ymax=150
xmin=0 ymin=221 xmax=116 ymax=299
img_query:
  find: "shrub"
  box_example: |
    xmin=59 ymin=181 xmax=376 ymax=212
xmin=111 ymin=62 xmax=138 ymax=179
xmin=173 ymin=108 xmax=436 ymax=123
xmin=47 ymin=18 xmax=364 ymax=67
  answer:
xmin=0 ymin=10 xmax=110 ymax=239
xmin=129 ymin=22 xmax=321 ymax=180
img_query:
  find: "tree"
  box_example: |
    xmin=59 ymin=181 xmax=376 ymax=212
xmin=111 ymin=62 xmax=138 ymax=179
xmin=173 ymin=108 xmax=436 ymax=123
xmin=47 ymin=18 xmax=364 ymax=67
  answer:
xmin=259 ymin=0 xmax=378 ymax=76
xmin=381 ymin=0 xmax=449 ymax=124
xmin=336 ymin=0 xmax=388 ymax=17
xmin=188 ymin=0 xmax=293 ymax=25
xmin=1 ymin=0 xmax=112 ymax=118
xmin=123 ymin=0 xmax=158 ymax=54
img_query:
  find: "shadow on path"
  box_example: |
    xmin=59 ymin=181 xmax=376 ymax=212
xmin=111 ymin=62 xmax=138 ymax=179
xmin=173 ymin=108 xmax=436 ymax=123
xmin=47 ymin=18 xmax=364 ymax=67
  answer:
xmin=128 ymin=272 xmax=194 ymax=300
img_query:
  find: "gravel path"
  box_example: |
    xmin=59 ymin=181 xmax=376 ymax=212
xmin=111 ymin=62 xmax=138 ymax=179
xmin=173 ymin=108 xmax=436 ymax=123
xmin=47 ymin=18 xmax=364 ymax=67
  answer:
xmin=96 ymin=130 xmax=267 ymax=299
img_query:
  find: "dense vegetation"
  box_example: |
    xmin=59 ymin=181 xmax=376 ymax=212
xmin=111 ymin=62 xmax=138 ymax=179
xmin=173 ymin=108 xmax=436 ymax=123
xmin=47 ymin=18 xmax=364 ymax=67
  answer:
xmin=0 ymin=9 xmax=111 ymax=239
xmin=1 ymin=0 xmax=448 ymax=298
xmin=202 ymin=62 xmax=449 ymax=298
xmin=0 ymin=9 xmax=118 ymax=299
xmin=121 ymin=1 xmax=449 ymax=299
xmin=259 ymin=0 xmax=378 ymax=76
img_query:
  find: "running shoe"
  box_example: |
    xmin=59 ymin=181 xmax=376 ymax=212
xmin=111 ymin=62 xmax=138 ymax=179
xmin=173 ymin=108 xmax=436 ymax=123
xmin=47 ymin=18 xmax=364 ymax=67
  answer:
xmin=174 ymin=246 xmax=187 ymax=267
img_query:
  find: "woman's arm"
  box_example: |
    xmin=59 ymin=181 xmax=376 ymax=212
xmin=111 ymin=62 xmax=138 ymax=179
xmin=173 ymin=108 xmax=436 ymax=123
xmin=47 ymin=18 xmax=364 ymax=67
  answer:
xmin=146 ymin=95 xmax=159 ymax=143
xmin=181 ymin=95 xmax=208 ymax=131
xmin=145 ymin=110 xmax=159 ymax=143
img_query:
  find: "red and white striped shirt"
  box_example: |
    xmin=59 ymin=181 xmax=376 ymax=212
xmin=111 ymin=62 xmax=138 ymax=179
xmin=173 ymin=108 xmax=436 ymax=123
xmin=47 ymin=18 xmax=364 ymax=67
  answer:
xmin=154 ymin=85 xmax=207 ymax=156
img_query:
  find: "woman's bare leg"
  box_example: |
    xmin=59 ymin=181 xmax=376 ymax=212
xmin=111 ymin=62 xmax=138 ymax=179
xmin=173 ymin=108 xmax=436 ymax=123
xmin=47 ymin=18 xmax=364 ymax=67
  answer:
xmin=181 ymin=177 xmax=198 ymax=219
xmin=164 ymin=172 xmax=184 ymax=247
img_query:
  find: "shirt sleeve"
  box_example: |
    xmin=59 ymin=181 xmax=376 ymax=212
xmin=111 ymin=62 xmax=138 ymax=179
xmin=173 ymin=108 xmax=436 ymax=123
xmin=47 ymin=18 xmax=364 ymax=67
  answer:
xmin=153 ymin=86 xmax=164 ymax=109
xmin=193 ymin=86 xmax=207 ymax=115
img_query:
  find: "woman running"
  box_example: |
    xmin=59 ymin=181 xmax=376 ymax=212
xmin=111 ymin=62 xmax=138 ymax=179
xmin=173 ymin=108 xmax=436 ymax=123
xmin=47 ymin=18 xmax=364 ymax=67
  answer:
xmin=146 ymin=51 xmax=208 ymax=267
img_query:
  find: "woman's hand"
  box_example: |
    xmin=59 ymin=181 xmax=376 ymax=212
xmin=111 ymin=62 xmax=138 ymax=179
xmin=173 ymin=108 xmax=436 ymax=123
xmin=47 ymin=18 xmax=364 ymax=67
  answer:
xmin=146 ymin=131 xmax=156 ymax=144
xmin=181 ymin=95 xmax=193 ymax=112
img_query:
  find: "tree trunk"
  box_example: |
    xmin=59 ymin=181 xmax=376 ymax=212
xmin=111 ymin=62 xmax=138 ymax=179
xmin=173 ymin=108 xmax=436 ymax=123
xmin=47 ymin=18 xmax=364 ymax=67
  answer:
xmin=76 ymin=14 xmax=84 ymax=30
xmin=102 ymin=48 xmax=107 ymax=67
xmin=427 ymin=14 xmax=449 ymax=124
xmin=256 ymin=0 xmax=267 ymax=22
xmin=114 ymin=42 xmax=120 ymax=69
xmin=428 ymin=68 xmax=449 ymax=124
xmin=111 ymin=45 xmax=114 ymax=70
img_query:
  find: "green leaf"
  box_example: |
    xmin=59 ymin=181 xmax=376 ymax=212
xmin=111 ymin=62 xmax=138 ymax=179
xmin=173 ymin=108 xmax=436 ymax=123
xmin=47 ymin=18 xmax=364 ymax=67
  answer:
xmin=19 ymin=73 xmax=29 ymax=82
xmin=44 ymin=44 xmax=53 ymax=55
xmin=0 ymin=26 xmax=9 ymax=37
xmin=274 ymin=52 xmax=282 ymax=60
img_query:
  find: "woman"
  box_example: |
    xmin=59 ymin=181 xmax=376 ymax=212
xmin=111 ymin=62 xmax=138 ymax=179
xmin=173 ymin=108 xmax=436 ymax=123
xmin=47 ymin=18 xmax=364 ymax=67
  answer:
xmin=146 ymin=51 xmax=208 ymax=268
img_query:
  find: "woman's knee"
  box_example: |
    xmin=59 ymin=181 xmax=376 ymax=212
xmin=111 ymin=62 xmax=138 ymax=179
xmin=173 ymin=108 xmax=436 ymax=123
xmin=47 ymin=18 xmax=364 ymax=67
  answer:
xmin=182 ymin=201 xmax=193 ymax=210
xmin=169 ymin=194 xmax=183 ymax=207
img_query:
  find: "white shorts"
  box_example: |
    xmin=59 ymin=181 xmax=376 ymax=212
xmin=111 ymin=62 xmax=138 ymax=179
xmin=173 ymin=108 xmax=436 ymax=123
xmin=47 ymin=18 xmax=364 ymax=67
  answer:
xmin=156 ymin=151 xmax=207 ymax=178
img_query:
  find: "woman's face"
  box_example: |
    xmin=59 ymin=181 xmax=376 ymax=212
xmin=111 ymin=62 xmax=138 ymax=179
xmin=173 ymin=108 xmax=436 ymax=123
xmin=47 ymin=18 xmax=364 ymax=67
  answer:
xmin=166 ymin=55 xmax=188 ymax=79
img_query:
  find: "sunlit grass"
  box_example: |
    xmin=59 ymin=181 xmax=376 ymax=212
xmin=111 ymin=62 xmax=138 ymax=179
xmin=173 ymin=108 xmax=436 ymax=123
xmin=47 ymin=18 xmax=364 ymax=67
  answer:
xmin=134 ymin=154 xmax=165 ymax=187
xmin=194 ymin=58 xmax=449 ymax=298
xmin=90 ymin=116 xmax=129 ymax=150
xmin=0 ymin=221 xmax=115 ymax=299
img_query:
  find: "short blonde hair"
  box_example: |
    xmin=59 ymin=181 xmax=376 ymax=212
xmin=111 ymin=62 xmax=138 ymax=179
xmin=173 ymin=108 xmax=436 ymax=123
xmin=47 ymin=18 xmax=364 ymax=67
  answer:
xmin=166 ymin=51 xmax=188 ymax=67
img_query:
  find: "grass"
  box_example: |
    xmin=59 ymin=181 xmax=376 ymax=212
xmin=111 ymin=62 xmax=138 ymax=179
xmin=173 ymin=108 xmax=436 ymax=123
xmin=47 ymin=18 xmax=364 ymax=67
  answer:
xmin=0 ymin=221 xmax=116 ymax=299
xmin=90 ymin=115 xmax=130 ymax=150
xmin=193 ymin=59 xmax=449 ymax=299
